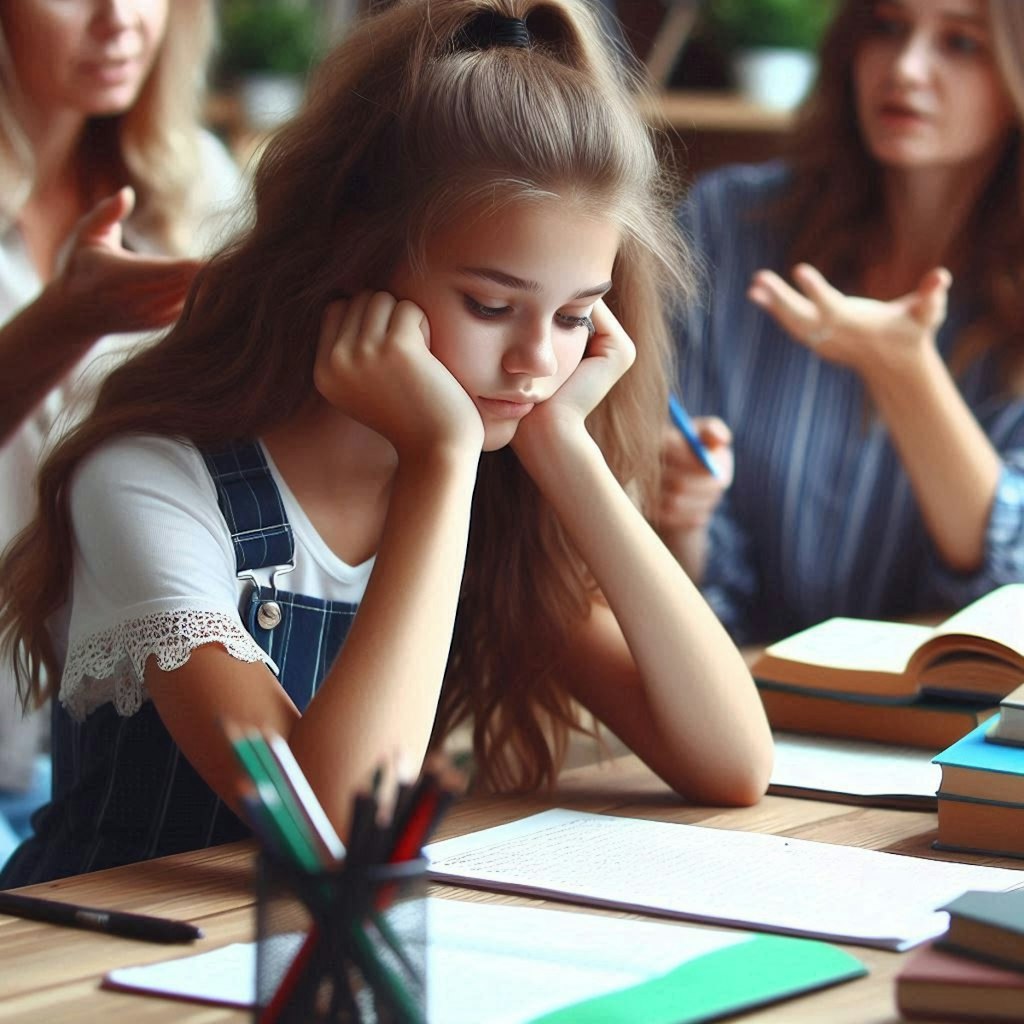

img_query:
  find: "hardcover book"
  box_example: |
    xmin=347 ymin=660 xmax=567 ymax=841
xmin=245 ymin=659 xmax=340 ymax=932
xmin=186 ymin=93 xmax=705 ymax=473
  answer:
xmin=987 ymin=683 xmax=1024 ymax=748
xmin=934 ymin=719 xmax=1024 ymax=805
xmin=757 ymin=684 xmax=997 ymax=749
xmin=896 ymin=941 xmax=1024 ymax=1022
xmin=934 ymin=796 xmax=1024 ymax=860
xmin=938 ymin=890 xmax=1024 ymax=974
xmin=751 ymin=585 xmax=1024 ymax=702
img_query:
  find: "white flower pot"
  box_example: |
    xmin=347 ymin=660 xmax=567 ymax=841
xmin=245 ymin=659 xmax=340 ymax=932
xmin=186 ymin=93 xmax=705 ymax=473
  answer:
xmin=238 ymin=73 xmax=305 ymax=131
xmin=732 ymin=48 xmax=817 ymax=111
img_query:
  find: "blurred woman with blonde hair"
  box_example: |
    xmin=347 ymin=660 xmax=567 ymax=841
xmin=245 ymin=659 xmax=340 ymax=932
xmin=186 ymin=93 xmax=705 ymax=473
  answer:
xmin=0 ymin=0 xmax=240 ymax=869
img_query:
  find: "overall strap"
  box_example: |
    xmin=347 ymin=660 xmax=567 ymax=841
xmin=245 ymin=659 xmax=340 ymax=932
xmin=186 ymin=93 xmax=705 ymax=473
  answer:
xmin=201 ymin=442 xmax=295 ymax=573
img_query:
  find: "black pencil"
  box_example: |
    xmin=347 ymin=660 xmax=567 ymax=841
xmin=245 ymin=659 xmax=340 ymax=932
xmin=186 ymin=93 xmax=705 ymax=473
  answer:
xmin=0 ymin=891 xmax=203 ymax=943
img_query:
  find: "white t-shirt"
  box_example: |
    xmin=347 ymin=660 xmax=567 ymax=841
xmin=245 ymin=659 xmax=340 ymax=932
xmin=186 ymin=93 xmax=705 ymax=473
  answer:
xmin=59 ymin=435 xmax=375 ymax=722
xmin=0 ymin=133 xmax=243 ymax=787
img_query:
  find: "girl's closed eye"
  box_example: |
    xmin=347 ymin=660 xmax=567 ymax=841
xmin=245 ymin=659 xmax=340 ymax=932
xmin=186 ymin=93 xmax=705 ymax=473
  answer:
xmin=556 ymin=311 xmax=596 ymax=335
xmin=464 ymin=295 xmax=510 ymax=319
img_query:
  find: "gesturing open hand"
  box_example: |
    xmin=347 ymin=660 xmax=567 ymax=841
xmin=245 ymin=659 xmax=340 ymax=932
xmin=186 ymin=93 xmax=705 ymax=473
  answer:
xmin=50 ymin=187 xmax=201 ymax=339
xmin=747 ymin=262 xmax=951 ymax=378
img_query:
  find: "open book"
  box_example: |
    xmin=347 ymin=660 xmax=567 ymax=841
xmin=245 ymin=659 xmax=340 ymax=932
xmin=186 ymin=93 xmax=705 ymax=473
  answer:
xmin=751 ymin=585 xmax=1024 ymax=702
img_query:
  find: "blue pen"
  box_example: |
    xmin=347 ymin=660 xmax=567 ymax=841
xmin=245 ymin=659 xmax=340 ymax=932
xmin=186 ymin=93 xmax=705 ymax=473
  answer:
xmin=668 ymin=393 xmax=719 ymax=478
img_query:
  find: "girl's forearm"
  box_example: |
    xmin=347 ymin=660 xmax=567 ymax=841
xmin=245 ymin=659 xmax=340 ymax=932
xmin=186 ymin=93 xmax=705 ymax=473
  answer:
xmin=863 ymin=345 xmax=1001 ymax=572
xmin=287 ymin=446 xmax=479 ymax=828
xmin=517 ymin=423 xmax=772 ymax=802
xmin=659 ymin=524 xmax=710 ymax=583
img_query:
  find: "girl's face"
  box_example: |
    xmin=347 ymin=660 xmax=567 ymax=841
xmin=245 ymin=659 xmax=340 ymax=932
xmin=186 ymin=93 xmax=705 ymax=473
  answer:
xmin=853 ymin=0 xmax=1014 ymax=173
xmin=390 ymin=198 xmax=620 ymax=452
xmin=2 ymin=0 xmax=169 ymax=120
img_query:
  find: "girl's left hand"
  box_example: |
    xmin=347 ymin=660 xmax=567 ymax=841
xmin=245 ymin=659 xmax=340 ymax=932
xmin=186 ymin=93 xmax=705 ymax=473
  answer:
xmin=747 ymin=263 xmax=951 ymax=381
xmin=514 ymin=299 xmax=635 ymax=449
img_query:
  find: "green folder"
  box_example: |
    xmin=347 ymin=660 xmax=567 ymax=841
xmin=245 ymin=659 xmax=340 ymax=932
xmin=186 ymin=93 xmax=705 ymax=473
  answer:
xmin=530 ymin=934 xmax=866 ymax=1024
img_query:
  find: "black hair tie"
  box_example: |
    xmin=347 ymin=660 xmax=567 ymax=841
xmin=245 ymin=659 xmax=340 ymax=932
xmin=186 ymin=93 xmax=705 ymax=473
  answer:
xmin=456 ymin=11 xmax=532 ymax=51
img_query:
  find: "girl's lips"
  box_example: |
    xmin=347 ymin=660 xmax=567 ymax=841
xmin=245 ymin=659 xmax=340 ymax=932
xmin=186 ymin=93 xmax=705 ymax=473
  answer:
xmin=478 ymin=397 xmax=536 ymax=420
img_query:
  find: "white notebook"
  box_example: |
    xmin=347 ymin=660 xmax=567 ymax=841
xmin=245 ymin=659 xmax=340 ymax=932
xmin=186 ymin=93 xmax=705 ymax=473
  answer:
xmin=424 ymin=808 xmax=1024 ymax=951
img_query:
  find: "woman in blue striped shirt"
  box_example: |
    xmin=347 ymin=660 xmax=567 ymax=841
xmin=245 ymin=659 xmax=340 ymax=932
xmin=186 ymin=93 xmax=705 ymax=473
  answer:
xmin=662 ymin=0 xmax=1024 ymax=644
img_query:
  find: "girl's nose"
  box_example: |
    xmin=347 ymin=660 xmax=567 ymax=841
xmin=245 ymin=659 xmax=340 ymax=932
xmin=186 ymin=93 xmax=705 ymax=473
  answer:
xmin=503 ymin=322 xmax=558 ymax=378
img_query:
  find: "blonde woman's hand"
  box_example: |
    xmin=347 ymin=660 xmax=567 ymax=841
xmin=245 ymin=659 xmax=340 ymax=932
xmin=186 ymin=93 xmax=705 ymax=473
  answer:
xmin=747 ymin=263 xmax=952 ymax=381
xmin=46 ymin=187 xmax=201 ymax=340
xmin=314 ymin=291 xmax=484 ymax=456
xmin=658 ymin=417 xmax=734 ymax=531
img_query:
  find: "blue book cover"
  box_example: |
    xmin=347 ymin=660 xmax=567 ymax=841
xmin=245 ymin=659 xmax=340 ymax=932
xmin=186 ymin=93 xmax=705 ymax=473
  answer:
xmin=934 ymin=719 xmax=1024 ymax=777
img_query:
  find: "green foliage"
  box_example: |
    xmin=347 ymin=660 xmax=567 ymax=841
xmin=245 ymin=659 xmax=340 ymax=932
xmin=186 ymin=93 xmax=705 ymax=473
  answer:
xmin=708 ymin=0 xmax=838 ymax=51
xmin=219 ymin=0 xmax=318 ymax=76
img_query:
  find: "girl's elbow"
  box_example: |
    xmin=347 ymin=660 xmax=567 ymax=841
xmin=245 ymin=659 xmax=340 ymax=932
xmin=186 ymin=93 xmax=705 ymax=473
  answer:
xmin=699 ymin=741 xmax=774 ymax=807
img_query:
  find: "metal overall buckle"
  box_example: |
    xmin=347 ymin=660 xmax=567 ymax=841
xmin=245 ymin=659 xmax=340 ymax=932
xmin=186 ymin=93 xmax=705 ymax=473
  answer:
xmin=239 ymin=562 xmax=295 ymax=631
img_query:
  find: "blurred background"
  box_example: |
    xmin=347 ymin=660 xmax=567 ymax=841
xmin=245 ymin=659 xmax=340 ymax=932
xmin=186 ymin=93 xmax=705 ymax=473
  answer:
xmin=210 ymin=0 xmax=836 ymax=177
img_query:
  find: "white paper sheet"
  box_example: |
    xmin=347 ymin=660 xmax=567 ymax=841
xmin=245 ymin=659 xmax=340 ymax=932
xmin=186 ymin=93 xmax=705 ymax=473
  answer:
xmin=769 ymin=732 xmax=941 ymax=804
xmin=104 ymin=898 xmax=753 ymax=1022
xmin=425 ymin=809 xmax=1024 ymax=950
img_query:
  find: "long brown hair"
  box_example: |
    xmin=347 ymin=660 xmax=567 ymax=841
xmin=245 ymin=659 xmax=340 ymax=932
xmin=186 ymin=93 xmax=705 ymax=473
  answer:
xmin=776 ymin=0 xmax=1024 ymax=383
xmin=0 ymin=0 xmax=216 ymax=254
xmin=1 ymin=0 xmax=694 ymax=791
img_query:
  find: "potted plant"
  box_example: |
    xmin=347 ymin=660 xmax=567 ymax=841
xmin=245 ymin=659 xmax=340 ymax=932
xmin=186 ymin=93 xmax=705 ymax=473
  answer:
xmin=219 ymin=0 xmax=319 ymax=130
xmin=706 ymin=0 xmax=836 ymax=110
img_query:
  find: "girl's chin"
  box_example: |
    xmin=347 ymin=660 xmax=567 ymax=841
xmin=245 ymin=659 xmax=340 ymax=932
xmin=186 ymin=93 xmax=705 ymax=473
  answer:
xmin=481 ymin=423 xmax=519 ymax=453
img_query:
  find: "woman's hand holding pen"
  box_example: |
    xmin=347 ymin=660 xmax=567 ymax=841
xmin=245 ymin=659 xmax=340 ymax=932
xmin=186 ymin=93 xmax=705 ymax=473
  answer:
xmin=314 ymin=291 xmax=484 ymax=457
xmin=658 ymin=417 xmax=733 ymax=531
xmin=747 ymin=262 xmax=952 ymax=383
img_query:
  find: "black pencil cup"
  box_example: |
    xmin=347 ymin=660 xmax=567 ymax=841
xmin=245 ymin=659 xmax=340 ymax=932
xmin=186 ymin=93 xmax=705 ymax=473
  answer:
xmin=254 ymin=852 xmax=428 ymax=1024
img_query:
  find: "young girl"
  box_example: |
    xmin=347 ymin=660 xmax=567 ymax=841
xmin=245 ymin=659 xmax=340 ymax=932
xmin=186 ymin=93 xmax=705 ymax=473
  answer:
xmin=0 ymin=0 xmax=772 ymax=888
xmin=662 ymin=0 xmax=1024 ymax=643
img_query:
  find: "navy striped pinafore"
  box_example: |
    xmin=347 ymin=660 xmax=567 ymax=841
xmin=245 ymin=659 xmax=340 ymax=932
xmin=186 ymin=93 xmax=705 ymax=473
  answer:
xmin=0 ymin=442 xmax=357 ymax=887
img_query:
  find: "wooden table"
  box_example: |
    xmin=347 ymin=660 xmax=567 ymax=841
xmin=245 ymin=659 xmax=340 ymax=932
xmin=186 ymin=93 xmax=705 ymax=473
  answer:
xmin=1 ymin=754 xmax=1021 ymax=1023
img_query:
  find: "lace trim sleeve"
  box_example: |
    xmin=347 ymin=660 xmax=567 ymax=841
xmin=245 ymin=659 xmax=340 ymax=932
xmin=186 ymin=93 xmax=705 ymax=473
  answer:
xmin=60 ymin=608 xmax=273 ymax=720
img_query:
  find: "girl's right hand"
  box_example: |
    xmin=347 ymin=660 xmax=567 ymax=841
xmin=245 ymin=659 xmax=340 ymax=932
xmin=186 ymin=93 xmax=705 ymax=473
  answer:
xmin=314 ymin=290 xmax=484 ymax=455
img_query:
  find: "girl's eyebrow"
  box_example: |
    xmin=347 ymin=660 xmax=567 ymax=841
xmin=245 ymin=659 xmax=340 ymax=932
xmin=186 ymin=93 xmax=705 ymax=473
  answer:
xmin=458 ymin=266 xmax=612 ymax=299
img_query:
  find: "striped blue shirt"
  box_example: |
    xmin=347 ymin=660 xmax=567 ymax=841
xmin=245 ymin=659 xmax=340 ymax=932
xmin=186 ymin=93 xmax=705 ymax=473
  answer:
xmin=678 ymin=162 xmax=1024 ymax=644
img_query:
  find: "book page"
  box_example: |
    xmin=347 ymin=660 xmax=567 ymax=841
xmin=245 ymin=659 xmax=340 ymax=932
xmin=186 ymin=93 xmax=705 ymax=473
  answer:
xmin=761 ymin=618 xmax=933 ymax=674
xmin=929 ymin=584 xmax=1024 ymax=654
xmin=770 ymin=733 xmax=940 ymax=801
xmin=426 ymin=809 xmax=1024 ymax=951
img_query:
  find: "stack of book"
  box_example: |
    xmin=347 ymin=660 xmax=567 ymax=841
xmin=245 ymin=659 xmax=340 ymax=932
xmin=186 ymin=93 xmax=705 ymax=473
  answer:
xmin=751 ymin=585 xmax=1024 ymax=751
xmin=896 ymin=889 xmax=1024 ymax=1022
xmin=933 ymin=686 xmax=1024 ymax=859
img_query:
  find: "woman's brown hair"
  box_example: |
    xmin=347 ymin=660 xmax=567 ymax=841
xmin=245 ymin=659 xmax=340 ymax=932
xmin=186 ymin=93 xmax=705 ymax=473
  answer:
xmin=1 ymin=0 xmax=695 ymax=791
